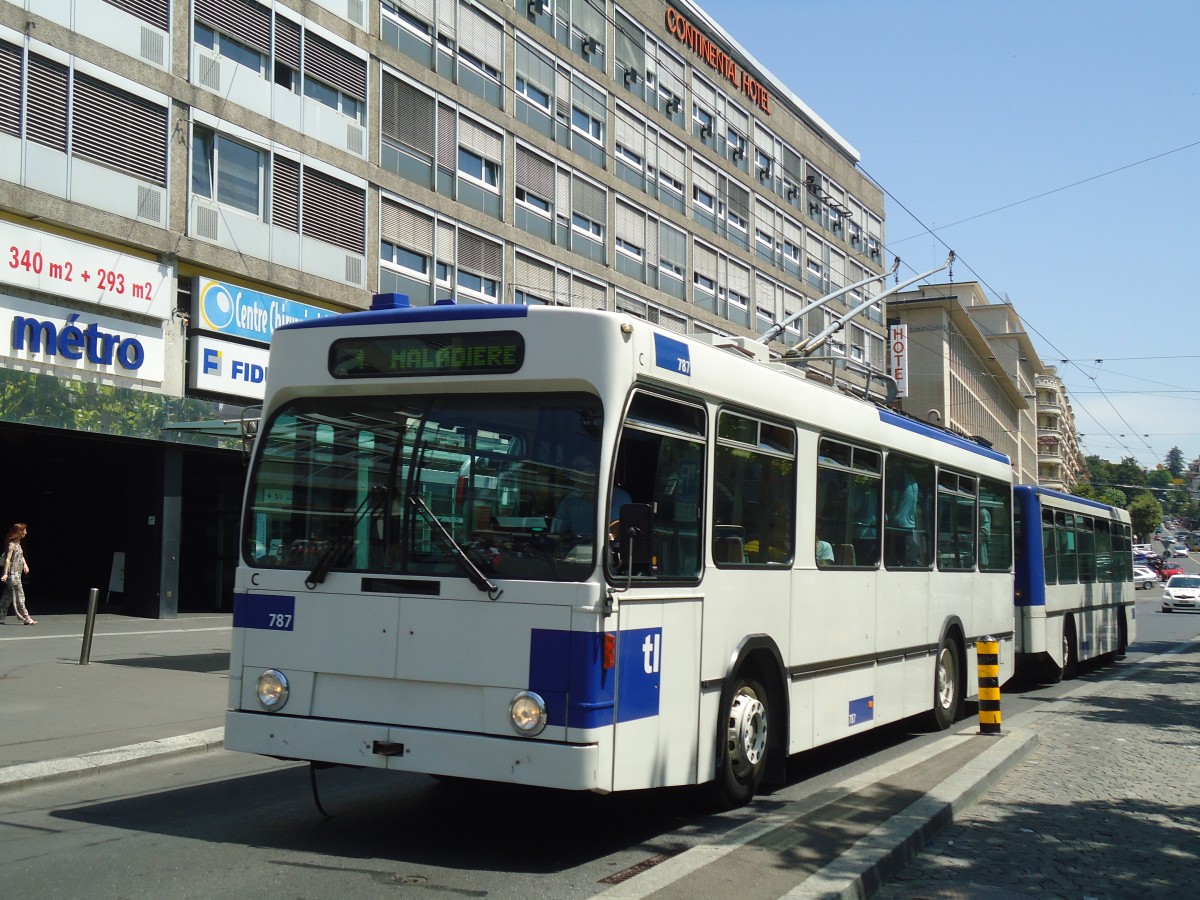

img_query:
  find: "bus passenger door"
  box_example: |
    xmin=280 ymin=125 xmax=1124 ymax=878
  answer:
xmin=610 ymin=595 xmax=702 ymax=792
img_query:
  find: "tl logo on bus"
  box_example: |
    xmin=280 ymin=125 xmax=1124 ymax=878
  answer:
xmin=202 ymin=347 xmax=268 ymax=384
xmin=642 ymin=632 xmax=662 ymax=674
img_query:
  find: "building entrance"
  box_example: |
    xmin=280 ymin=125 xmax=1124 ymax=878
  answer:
xmin=0 ymin=425 xmax=242 ymax=616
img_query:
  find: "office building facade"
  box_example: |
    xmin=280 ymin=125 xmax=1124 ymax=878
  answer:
xmin=0 ymin=0 xmax=887 ymax=614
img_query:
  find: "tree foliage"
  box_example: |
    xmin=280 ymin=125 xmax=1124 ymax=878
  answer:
xmin=1129 ymin=492 xmax=1163 ymax=539
xmin=1167 ymin=446 xmax=1185 ymax=477
xmin=1112 ymin=456 xmax=1147 ymax=490
xmin=1072 ymin=483 xmax=1127 ymax=508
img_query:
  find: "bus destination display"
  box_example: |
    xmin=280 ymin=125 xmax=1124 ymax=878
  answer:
xmin=330 ymin=332 xmax=524 ymax=378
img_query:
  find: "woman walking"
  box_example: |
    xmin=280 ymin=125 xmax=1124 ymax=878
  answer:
xmin=1 ymin=522 xmax=36 ymax=625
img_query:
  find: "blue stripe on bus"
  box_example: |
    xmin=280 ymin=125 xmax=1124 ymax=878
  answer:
xmin=277 ymin=304 xmax=529 ymax=332
xmin=232 ymin=593 xmax=296 ymax=630
xmin=849 ymin=696 xmax=875 ymax=726
xmin=1013 ymin=486 xmax=1047 ymax=608
xmin=528 ymin=628 xmax=661 ymax=729
xmin=1015 ymin=483 xmax=1118 ymax=514
xmin=654 ymin=332 xmax=692 ymax=377
xmin=876 ymin=408 xmax=1011 ymax=464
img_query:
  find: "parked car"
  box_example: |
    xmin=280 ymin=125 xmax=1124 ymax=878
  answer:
xmin=1133 ymin=543 xmax=1153 ymax=555
xmin=1161 ymin=562 xmax=1185 ymax=580
xmin=1162 ymin=574 xmax=1200 ymax=613
xmin=1134 ymin=565 xmax=1159 ymax=590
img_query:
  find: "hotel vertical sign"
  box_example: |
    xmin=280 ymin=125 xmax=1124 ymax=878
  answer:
xmin=664 ymin=6 xmax=772 ymax=115
xmin=889 ymin=324 xmax=909 ymax=398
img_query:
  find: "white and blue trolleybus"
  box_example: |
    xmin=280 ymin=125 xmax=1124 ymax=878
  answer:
xmin=226 ymin=296 xmax=1017 ymax=805
xmin=1013 ymin=486 xmax=1136 ymax=682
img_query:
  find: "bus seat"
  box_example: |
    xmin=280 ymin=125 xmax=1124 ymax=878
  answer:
xmin=715 ymin=535 xmax=745 ymax=563
xmin=835 ymin=543 xmax=856 ymax=566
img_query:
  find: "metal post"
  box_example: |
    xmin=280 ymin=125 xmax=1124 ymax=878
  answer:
xmin=79 ymin=588 xmax=100 ymax=666
xmin=976 ymin=635 xmax=1001 ymax=735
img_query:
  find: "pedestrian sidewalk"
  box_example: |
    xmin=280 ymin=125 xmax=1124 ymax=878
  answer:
xmin=875 ymin=641 xmax=1200 ymax=899
xmin=0 ymin=611 xmax=231 ymax=791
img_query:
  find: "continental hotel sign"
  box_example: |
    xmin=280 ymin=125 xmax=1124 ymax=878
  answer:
xmin=664 ymin=6 xmax=772 ymax=114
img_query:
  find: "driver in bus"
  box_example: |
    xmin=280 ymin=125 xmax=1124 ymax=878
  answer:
xmin=553 ymin=454 xmax=631 ymax=543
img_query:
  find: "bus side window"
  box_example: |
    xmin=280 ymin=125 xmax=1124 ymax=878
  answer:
xmin=611 ymin=392 xmax=707 ymax=580
xmin=715 ymin=412 xmax=795 ymax=566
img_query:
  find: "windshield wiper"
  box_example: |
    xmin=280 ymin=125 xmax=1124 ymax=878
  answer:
xmin=409 ymin=496 xmax=502 ymax=599
xmin=305 ymin=486 xmax=387 ymax=589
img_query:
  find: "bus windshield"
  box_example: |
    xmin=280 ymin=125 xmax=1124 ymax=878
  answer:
xmin=244 ymin=391 xmax=605 ymax=583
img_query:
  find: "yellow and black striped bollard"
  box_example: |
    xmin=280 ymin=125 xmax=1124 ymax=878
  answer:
xmin=977 ymin=636 xmax=1001 ymax=735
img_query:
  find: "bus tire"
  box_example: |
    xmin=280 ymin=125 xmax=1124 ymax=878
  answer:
xmin=1061 ymin=618 xmax=1079 ymax=680
xmin=930 ymin=634 xmax=961 ymax=731
xmin=712 ymin=675 xmax=769 ymax=808
xmin=1115 ymin=610 xmax=1128 ymax=660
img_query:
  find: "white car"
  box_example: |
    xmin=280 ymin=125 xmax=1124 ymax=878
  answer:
xmin=1175 ymin=545 xmax=1191 ymax=558
xmin=1134 ymin=565 xmax=1159 ymax=590
xmin=1162 ymin=574 xmax=1200 ymax=613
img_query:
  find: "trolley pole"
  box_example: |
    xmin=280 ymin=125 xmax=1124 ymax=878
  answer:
xmin=79 ymin=587 xmax=100 ymax=666
xmin=976 ymin=636 xmax=1001 ymax=735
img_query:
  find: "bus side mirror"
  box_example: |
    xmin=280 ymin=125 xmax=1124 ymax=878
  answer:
xmin=619 ymin=503 xmax=654 ymax=572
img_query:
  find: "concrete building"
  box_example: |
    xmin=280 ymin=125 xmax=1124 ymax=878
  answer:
xmin=1034 ymin=366 xmax=1086 ymax=490
xmin=886 ymin=281 xmax=1041 ymax=486
xmin=0 ymin=0 xmax=889 ymax=615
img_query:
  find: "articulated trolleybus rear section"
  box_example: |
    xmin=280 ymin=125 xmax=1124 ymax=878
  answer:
xmin=1013 ymin=485 xmax=1136 ymax=683
xmin=226 ymin=297 xmax=1016 ymax=806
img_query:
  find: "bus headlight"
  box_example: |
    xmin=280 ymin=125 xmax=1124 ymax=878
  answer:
xmin=255 ymin=669 xmax=289 ymax=711
xmin=509 ymin=691 xmax=547 ymax=736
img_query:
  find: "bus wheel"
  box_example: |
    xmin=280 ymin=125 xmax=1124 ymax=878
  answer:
xmin=713 ymin=676 xmax=769 ymax=808
xmin=1061 ymin=619 xmax=1079 ymax=680
xmin=930 ymin=636 xmax=961 ymax=731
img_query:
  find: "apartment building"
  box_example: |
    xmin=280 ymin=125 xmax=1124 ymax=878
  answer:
xmin=1034 ymin=366 xmax=1086 ymax=490
xmin=886 ymin=281 xmax=1042 ymax=486
xmin=0 ymin=0 xmax=888 ymax=614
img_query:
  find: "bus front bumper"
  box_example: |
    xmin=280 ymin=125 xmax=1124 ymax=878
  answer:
xmin=224 ymin=711 xmax=606 ymax=791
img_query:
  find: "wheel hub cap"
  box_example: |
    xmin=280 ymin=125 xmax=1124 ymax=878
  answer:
xmin=727 ymin=688 xmax=767 ymax=775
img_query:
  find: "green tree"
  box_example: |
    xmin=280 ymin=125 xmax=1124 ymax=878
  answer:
xmin=1112 ymin=456 xmax=1147 ymax=492
xmin=1167 ymin=446 xmax=1185 ymax=478
xmin=1084 ymin=455 xmax=1112 ymax=489
xmin=1129 ymin=492 xmax=1163 ymax=540
xmin=1071 ymin=482 xmax=1128 ymax=507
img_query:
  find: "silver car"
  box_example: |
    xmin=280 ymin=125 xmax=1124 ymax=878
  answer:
xmin=1162 ymin=575 xmax=1200 ymax=613
xmin=1134 ymin=565 xmax=1159 ymax=590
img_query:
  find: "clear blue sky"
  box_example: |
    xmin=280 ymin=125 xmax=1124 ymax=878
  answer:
xmin=695 ymin=0 xmax=1200 ymax=471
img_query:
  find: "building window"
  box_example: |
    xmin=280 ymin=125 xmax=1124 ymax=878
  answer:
xmin=615 ymin=143 xmax=643 ymax=170
xmin=457 ymin=269 xmax=499 ymax=301
xmin=616 ymin=237 xmax=643 ymax=260
xmin=516 ymin=75 xmax=551 ymax=111
xmin=458 ymin=146 xmax=498 ymax=189
xmin=727 ymin=129 xmax=746 ymax=160
xmin=192 ymin=125 xmax=262 ymax=216
xmin=303 ymin=75 xmax=362 ymax=123
xmin=194 ymin=23 xmax=265 ymax=76
xmin=380 ymin=241 xmax=428 ymax=275
xmin=515 ymin=186 xmax=550 ymax=214
xmin=572 ymin=213 xmax=602 ymax=238
xmin=571 ymin=106 xmax=602 ymax=142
